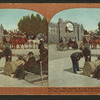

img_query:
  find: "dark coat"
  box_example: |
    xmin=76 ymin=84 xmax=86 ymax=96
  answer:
xmin=3 ymin=47 xmax=12 ymax=57
xmin=3 ymin=37 xmax=7 ymax=44
xmin=82 ymin=47 xmax=91 ymax=62
xmin=24 ymin=56 xmax=36 ymax=70
xmin=38 ymin=43 xmax=44 ymax=49
xmin=3 ymin=47 xmax=12 ymax=61
xmin=82 ymin=47 xmax=91 ymax=57
xmin=71 ymin=52 xmax=81 ymax=63
xmin=14 ymin=65 xmax=25 ymax=79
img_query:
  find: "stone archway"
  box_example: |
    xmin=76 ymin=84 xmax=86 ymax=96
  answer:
xmin=65 ymin=21 xmax=75 ymax=33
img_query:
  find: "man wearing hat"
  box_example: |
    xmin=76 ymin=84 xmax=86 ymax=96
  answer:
xmin=24 ymin=51 xmax=36 ymax=72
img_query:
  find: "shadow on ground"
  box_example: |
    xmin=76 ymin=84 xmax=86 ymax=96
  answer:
xmin=63 ymin=67 xmax=84 ymax=75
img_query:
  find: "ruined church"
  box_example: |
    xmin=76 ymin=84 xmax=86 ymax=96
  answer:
xmin=48 ymin=18 xmax=84 ymax=43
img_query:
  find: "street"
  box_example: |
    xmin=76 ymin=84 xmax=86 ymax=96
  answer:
xmin=49 ymin=44 xmax=100 ymax=87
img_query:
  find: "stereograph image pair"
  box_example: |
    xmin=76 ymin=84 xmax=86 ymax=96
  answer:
xmin=0 ymin=8 xmax=100 ymax=87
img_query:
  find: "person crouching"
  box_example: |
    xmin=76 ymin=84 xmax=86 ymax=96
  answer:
xmin=70 ymin=52 xmax=84 ymax=74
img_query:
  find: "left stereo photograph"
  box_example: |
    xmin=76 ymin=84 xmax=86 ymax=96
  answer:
xmin=0 ymin=9 xmax=48 ymax=87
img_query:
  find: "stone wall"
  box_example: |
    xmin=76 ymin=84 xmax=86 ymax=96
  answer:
xmin=48 ymin=18 xmax=84 ymax=43
xmin=48 ymin=22 xmax=59 ymax=43
xmin=0 ymin=24 xmax=4 ymax=40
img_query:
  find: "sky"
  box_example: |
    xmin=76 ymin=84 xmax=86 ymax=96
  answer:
xmin=50 ymin=8 xmax=100 ymax=31
xmin=0 ymin=9 xmax=43 ymax=31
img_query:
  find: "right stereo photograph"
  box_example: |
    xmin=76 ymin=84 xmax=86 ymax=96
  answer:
xmin=48 ymin=8 xmax=100 ymax=87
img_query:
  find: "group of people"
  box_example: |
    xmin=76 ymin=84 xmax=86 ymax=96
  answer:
xmin=70 ymin=36 xmax=91 ymax=74
xmin=0 ymin=38 xmax=47 ymax=80
xmin=14 ymin=51 xmax=37 ymax=79
xmin=59 ymin=37 xmax=69 ymax=43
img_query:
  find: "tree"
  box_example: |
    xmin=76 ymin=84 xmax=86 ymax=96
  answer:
xmin=42 ymin=17 xmax=48 ymax=36
xmin=31 ymin=13 xmax=36 ymax=35
xmin=17 ymin=13 xmax=48 ymax=37
xmin=35 ymin=14 xmax=42 ymax=33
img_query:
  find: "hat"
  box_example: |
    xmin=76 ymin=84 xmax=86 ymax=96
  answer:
xmin=28 ymin=52 xmax=34 ymax=55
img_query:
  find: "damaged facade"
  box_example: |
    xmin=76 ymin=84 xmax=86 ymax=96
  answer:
xmin=48 ymin=18 xmax=84 ymax=43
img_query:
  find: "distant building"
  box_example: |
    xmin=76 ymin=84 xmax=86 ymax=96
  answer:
xmin=48 ymin=18 xmax=84 ymax=43
xmin=0 ymin=24 xmax=4 ymax=39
